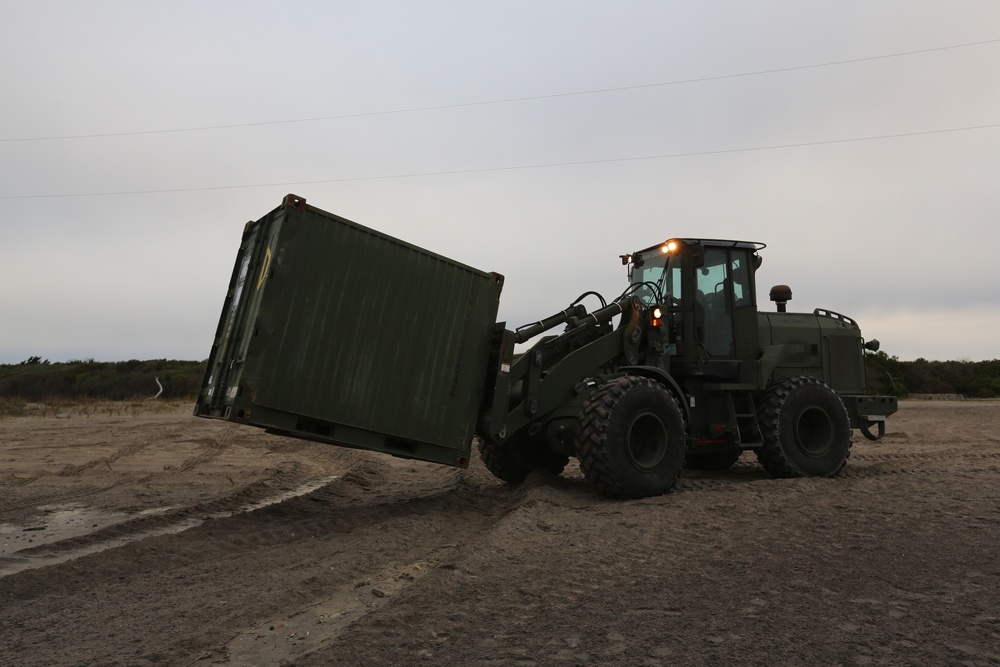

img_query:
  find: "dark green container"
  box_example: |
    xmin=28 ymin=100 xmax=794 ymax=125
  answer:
xmin=195 ymin=194 xmax=504 ymax=467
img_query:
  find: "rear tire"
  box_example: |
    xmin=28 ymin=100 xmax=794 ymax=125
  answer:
xmin=576 ymin=376 xmax=686 ymax=498
xmin=478 ymin=432 xmax=568 ymax=485
xmin=755 ymin=376 xmax=852 ymax=478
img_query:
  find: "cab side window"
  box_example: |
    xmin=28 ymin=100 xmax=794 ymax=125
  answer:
xmin=730 ymin=254 xmax=751 ymax=307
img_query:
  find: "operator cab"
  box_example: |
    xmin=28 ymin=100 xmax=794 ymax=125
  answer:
xmin=623 ymin=239 xmax=764 ymax=360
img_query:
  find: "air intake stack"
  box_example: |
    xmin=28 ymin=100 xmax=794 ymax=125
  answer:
xmin=769 ymin=284 xmax=792 ymax=313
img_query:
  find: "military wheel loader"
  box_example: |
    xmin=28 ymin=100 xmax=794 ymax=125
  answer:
xmin=196 ymin=195 xmax=897 ymax=499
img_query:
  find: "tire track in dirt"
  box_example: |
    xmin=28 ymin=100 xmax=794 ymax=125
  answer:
xmin=671 ymin=459 xmax=1000 ymax=492
xmin=211 ymin=541 xmax=467 ymax=667
xmin=673 ymin=459 xmax=767 ymax=493
xmin=51 ymin=422 xmax=238 ymax=478
xmin=1 ymin=424 xmax=175 ymax=509
xmin=52 ymin=423 xmax=165 ymax=478
xmin=0 ymin=463 xmax=336 ymax=578
xmin=0 ymin=485 xmax=120 ymax=513
xmin=1 ymin=422 xmax=167 ymax=489
xmin=941 ymin=422 xmax=1000 ymax=443
xmin=851 ymin=448 xmax=1000 ymax=464
xmin=2 ymin=473 xmax=45 ymax=488
xmin=187 ymin=468 xmax=560 ymax=666
xmin=174 ymin=424 xmax=239 ymax=473
xmin=0 ymin=456 xmax=528 ymax=667
xmin=1 ymin=423 xmax=241 ymax=529
xmin=0 ymin=419 xmax=363 ymax=577
xmin=668 ymin=439 xmax=1000 ymax=493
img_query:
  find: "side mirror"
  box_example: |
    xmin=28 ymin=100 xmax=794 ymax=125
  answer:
xmin=690 ymin=245 xmax=705 ymax=268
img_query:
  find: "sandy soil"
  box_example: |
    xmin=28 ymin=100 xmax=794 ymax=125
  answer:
xmin=1 ymin=399 xmax=999 ymax=666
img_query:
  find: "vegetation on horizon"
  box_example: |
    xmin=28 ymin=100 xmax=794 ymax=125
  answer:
xmin=1 ymin=352 xmax=998 ymax=406
xmin=0 ymin=358 xmax=206 ymax=402
xmin=865 ymin=352 xmax=1000 ymax=399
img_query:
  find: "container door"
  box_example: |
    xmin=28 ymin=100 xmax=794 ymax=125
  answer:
xmin=196 ymin=210 xmax=284 ymax=417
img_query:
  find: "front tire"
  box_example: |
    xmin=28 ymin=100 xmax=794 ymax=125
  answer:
xmin=755 ymin=376 xmax=852 ymax=478
xmin=478 ymin=432 xmax=569 ymax=485
xmin=576 ymin=376 xmax=686 ymax=498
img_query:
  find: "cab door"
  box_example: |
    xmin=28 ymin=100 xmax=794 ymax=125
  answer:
xmin=694 ymin=247 xmax=757 ymax=360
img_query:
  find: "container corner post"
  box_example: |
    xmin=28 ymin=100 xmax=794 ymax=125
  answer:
xmin=283 ymin=194 xmax=307 ymax=210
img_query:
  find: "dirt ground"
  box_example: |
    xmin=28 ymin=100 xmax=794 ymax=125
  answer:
xmin=1 ymin=399 xmax=999 ymax=667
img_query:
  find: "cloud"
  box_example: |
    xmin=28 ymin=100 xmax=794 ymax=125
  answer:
xmin=2 ymin=2 xmax=999 ymax=363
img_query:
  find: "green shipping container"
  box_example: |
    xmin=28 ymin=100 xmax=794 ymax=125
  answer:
xmin=195 ymin=194 xmax=504 ymax=467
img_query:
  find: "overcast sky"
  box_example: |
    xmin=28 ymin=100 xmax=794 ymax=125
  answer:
xmin=2 ymin=1 xmax=998 ymax=364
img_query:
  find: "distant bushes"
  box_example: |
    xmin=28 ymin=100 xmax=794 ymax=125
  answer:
xmin=2 ymin=352 xmax=998 ymax=402
xmin=0 ymin=359 xmax=206 ymax=401
xmin=865 ymin=352 xmax=1000 ymax=399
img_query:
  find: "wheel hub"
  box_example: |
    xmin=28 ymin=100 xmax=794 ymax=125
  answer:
xmin=793 ymin=406 xmax=835 ymax=457
xmin=625 ymin=411 xmax=669 ymax=471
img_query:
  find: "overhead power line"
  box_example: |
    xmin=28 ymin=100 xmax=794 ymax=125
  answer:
xmin=2 ymin=37 xmax=999 ymax=143
xmin=3 ymin=121 xmax=998 ymax=200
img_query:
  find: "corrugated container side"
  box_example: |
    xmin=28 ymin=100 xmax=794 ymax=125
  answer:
xmin=196 ymin=195 xmax=504 ymax=468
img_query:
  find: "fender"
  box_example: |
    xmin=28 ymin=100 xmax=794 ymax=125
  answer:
xmin=620 ymin=365 xmax=692 ymax=425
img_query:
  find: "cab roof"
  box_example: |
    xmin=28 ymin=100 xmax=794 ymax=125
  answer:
xmin=622 ymin=238 xmax=765 ymax=265
xmin=631 ymin=238 xmax=766 ymax=256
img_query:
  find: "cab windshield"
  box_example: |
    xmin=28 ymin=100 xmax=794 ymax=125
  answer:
xmin=630 ymin=252 xmax=680 ymax=307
